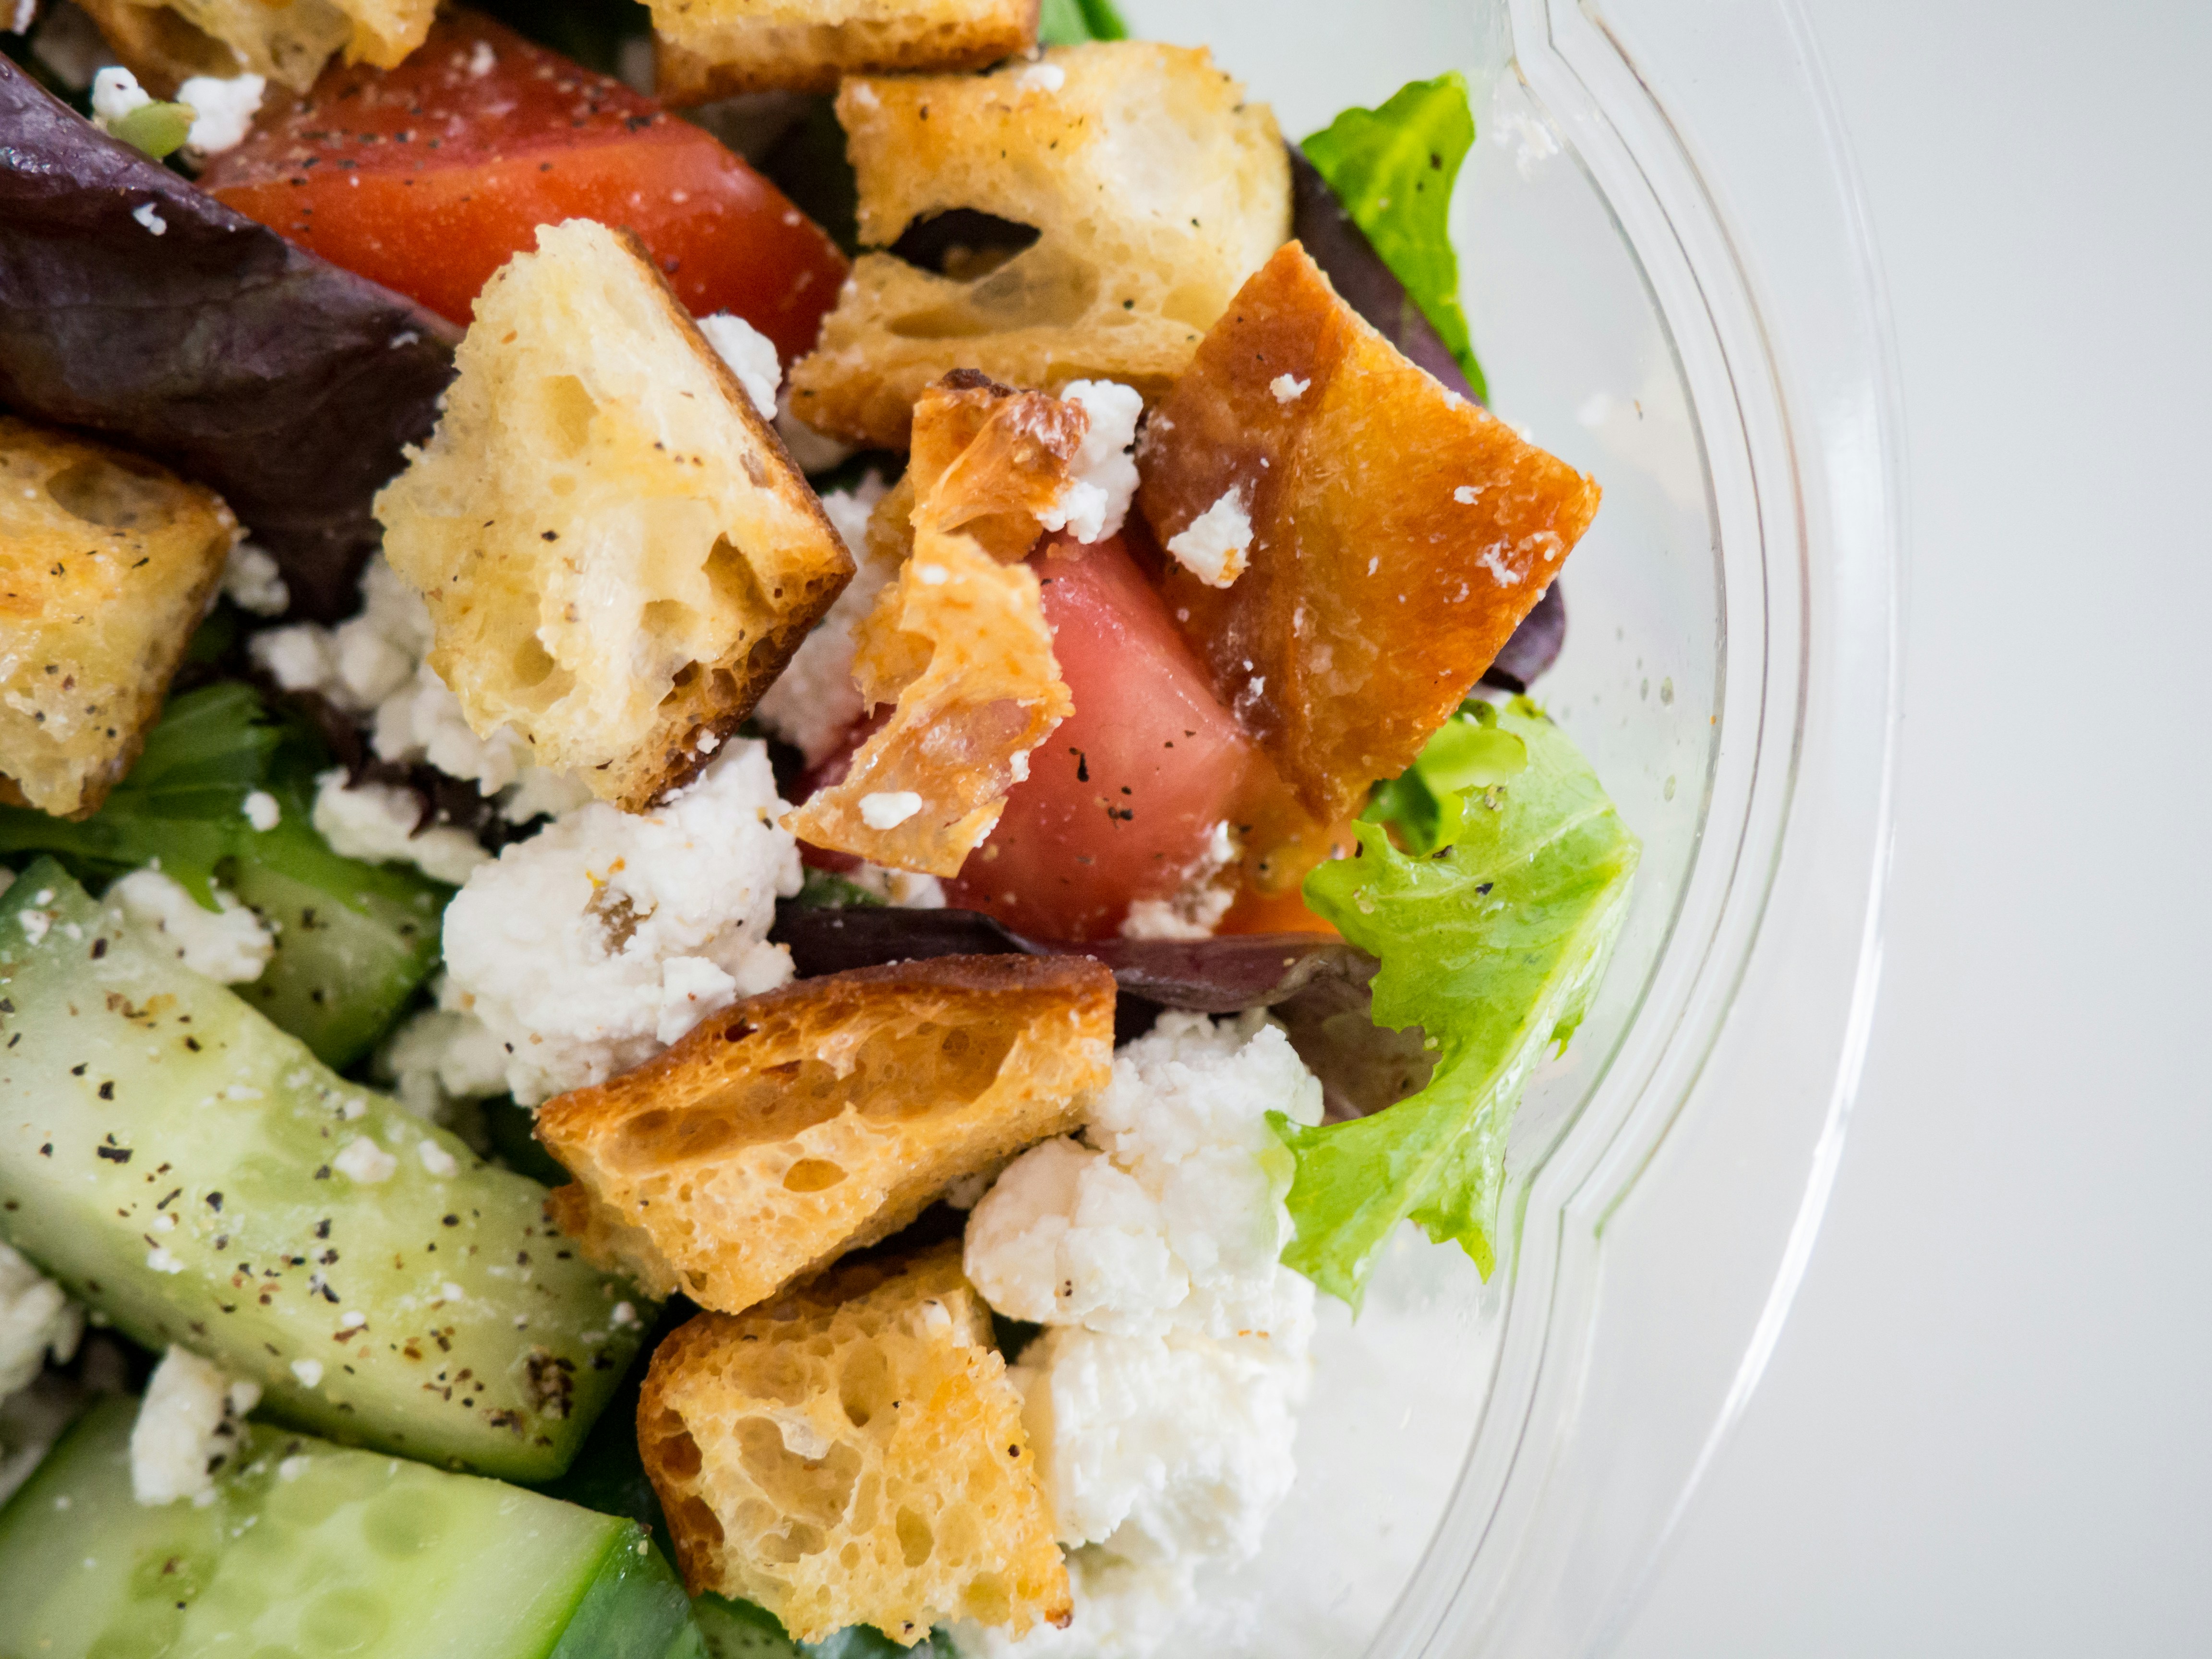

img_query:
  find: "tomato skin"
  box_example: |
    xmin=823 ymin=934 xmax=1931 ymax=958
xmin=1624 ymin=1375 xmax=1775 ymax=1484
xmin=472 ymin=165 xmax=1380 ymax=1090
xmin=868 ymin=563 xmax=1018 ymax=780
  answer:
xmin=943 ymin=534 xmax=1257 ymax=941
xmin=200 ymin=12 xmax=846 ymax=354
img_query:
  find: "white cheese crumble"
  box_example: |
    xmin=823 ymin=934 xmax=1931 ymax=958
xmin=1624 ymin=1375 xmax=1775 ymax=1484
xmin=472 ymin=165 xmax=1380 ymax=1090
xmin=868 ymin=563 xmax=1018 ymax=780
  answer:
xmin=967 ymin=1011 xmax=1322 ymax=1341
xmin=1165 ymin=490 xmax=1253 ymax=589
xmin=753 ymin=475 xmax=889 ymax=764
xmin=1118 ymin=822 xmax=1237 ymax=941
xmin=1269 ymin=373 xmax=1310 ymax=403
xmin=289 ymin=1359 xmax=322 ymax=1389
xmin=697 ymin=312 xmax=781 ymax=421
xmin=0 ymin=1240 xmax=81 ymax=1398
xmin=1453 ymin=484 xmax=1482 ymax=505
xmin=376 ymin=990 xmax=513 ymax=1122
xmin=859 ymin=790 xmax=923 ymax=830
xmin=175 ymin=72 xmax=264 ymax=156
xmin=1015 ymin=60 xmax=1066 ymax=93
xmin=440 ymin=741 xmax=801 ymax=1104
xmin=241 ymin=790 xmax=281 ymax=832
xmin=842 ymin=863 xmax=947 ymax=908
xmin=253 ymin=557 xmax=583 ymax=824
xmin=776 ymin=389 xmax=856 ymax=474
xmin=332 ymin=1135 xmax=397 ymax=1184
xmin=108 ymin=869 xmax=273 ymax=985
xmin=90 ymin=65 xmax=150 ymax=126
xmin=418 ymin=1139 xmax=458 ymax=1178
xmin=466 ymin=36 xmax=496 ymax=77
xmin=1037 ymin=380 xmax=1143 ymax=545
xmin=130 ymin=1347 xmax=259 ymax=1507
xmin=220 ymin=541 xmax=289 ymax=615
xmin=312 ymin=771 xmax=491 ymax=887
xmin=132 ymin=202 xmax=167 ymax=237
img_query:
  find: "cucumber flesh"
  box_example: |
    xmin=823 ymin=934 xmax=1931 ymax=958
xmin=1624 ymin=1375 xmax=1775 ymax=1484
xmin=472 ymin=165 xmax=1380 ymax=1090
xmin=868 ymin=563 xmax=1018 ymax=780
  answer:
xmin=225 ymin=858 xmax=442 ymax=1070
xmin=0 ymin=861 xmax=649 ymax=1481
xmin=0 ymin=1396 xmax=691 ymax=1659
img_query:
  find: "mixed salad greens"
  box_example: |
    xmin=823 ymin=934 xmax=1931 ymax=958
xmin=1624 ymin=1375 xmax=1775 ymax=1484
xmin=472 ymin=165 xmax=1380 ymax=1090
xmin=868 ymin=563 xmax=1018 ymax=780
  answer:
xmin=0 ymin=0 xmax=1637 ymax=1653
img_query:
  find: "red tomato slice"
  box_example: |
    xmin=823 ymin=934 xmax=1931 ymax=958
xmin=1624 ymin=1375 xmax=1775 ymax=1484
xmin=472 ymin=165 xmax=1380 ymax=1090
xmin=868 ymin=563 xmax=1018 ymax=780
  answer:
xmin=200 ymin=11 xmax=846 ymax=355
xmin=943 ymin=533 xmax=1257 ymax=941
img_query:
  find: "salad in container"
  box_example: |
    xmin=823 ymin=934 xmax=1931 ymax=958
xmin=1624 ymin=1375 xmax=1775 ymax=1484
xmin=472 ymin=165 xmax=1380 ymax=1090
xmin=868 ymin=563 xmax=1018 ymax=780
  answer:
xmin=0 ymin=0 xmax=1643 ymax=1653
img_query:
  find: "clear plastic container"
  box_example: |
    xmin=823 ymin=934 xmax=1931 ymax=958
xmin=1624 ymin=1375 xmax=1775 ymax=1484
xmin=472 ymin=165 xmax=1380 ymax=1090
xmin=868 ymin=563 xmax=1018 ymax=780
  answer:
xmin=1113 ymin=1 xmax=1902 ymax=1653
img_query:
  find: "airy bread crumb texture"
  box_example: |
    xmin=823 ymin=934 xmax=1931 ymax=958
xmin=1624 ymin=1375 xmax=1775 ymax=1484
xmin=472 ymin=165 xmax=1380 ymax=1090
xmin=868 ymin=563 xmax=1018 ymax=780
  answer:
xmin=0 ymin=415 xmax=236 ymax=819
xmin=1137 ymin=242 xmax=1604 ymax=823
xmin=79 ymin=0 xmax=436 ymax=92
xmin=375 ymin=219 xmax=853 ymax=812
xmin=640 ymin=1243 xmax=1071 ymax=1644
xmin=787 ymin=42 xmax=1290 ymax=449
xmin=538 ymin=953 xmax=1116 ymax=1313
xmin=653 ymin=0 xmax=1039 ymax=102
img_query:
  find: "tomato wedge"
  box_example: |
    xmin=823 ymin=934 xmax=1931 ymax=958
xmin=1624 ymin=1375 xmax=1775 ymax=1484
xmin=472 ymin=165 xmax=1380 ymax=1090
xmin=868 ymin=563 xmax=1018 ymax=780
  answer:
xmin=941 ymin=533 xmax=1257 ymax=941
xmin=200 ymin=10 xmax=846 ymax=355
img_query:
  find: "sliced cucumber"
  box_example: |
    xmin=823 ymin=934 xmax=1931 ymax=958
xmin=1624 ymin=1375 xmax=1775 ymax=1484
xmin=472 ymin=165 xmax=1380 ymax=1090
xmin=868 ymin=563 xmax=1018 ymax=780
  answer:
xmin=0 ymin=861 xmax=649 ymax=1481
xmin=226 ymin=857 xmax=444 ymax=1070
xmin=0 ymin=1396 xmax=692 ymax=1659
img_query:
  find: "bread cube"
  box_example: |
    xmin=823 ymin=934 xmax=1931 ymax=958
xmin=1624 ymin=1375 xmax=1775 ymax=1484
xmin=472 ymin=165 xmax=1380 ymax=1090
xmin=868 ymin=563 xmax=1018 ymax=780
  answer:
xmin=0 ymin=416 xmax=235 ymax=819
xmin=82 ymin=0 xmax=436 ymax=93
xmin=653 ymin=0 xmax=1039 ymax=102
xmin=786 ymin=42 xmax=1290 ymax=448
xmin=539 ymin=953 xmax=1115 ymax=1312
xmin=640 ymin=1242 xmax=1071 ymax=1644
xmin=1136 ymin=243 xmax=1603 ymax=822
xmin=376 ymin=219 xmax=853 ymax=812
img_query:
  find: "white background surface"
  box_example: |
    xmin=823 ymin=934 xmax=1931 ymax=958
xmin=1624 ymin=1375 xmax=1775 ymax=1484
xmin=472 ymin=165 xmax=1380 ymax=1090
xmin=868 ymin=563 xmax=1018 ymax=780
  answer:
xmin=1614 ymin=2 xmax=2212 ymax=1653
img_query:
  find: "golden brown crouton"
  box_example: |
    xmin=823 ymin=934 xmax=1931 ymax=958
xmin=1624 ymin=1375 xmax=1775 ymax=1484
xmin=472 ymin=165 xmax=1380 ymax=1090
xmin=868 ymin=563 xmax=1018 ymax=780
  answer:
xmin=786 ymin=42 xmax=1290 ymax=448
xmin=539 ymin=954 xmax=1115 ymax=1312
xmin=80 ymin=0 xmax=435 ymax=92
xmin=1136 ymin=242 xmax=1604 ymax=823
xmin=640 ymin=1243 xmax=1070 ymax=1644
xmin=376 ymin=219 xmax=853 ymax=811
xmin=0 ymin=417 xmax=235 ymax=819
xmin=653 ymin=0 xmax=1039 ymax=102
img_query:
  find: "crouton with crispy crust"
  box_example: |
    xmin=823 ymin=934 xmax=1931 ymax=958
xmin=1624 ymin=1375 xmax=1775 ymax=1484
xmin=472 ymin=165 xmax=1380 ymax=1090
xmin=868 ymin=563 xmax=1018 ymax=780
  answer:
xmin=653 ymin=0 xmax=1038 ymax=102
xmin=375 ymin=219 xmax=853 ymax=812
xmin=787 ymin=42 xmax=1289 ymax=449
xmin=538 ymin=954 xmax=1115 ymax=1313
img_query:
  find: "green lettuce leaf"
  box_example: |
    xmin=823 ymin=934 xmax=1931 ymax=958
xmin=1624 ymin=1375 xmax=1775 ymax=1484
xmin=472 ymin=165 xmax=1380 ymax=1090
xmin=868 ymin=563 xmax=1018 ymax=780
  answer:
xmin=1037 ymin=0 xmax=1128 ymax=45
xmin=1302 ymin=73 xmax=1486 ymax=401
xmin=1362 ymin=697 xmax=1529 ymax=854
xmin=1278 ymin=700 xmax=1638 ymax=1305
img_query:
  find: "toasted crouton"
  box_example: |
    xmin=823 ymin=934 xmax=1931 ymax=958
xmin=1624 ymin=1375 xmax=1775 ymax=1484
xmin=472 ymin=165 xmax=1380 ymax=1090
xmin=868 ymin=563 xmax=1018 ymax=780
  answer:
xmin=1136 ymin=243 xmax=1604 ymax=823
xmin=0 ymin=417 xmax=236 ymax=819
xmin=80 ymin=0 xmax=435 ymax=92
xmin=375 ymin=219 xmax=853 ymax=812
xmin=653 ymin=0 xmax=1039 ymax=102
xmin=786 ymin=43 xmax=1290 ymax=448
xmin=641 ymin=1243 xmax=1070 ymax=1644
xmin=539 ymin=954 xmax=1115 ymax=1312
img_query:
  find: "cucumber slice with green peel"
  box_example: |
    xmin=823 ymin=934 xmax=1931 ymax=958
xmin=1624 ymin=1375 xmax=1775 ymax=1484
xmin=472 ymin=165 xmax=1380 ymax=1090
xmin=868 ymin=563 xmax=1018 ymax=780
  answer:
xmin=225 ymin=858 xmax=444 ymax=1070
xmin=0 ymin=861 xmax=650 ymax=1481
xmin=0 ymin=1396 xmax=694 ymax=1659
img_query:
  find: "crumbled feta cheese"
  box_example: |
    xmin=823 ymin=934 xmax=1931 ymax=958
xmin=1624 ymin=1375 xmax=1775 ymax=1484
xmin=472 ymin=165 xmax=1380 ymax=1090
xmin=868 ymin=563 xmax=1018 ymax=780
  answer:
xmin=418 ymin=1139 xmax=459 ymax=1178
xmin=859 ymin=790 xmax=923 ymax=830
xmin=220 ymin=541 xmax=289 ymax=615
xmin=735 ymin=473 xmax=894 ymax=766
xmin=145 ymin=1246 xmax=184 ymax=1274
xmin=0 ymin=1240 xmax=81 ymax=1398
xmin=1269 ymin=374 xmax=1310 ymax=403
xmin=967 ymin=1011 xmax=1321 ymax=1341
xmin=1119 ymin=823 xmax=1238 ymax=940
xmin=132 ymin=202 xmax=167 ymax=237
xmin=90 ymin=65 xmax=150 ymax=126
xmin=441 ymin=742 xmax=801 ymax=1103
xmin=1165 ymin=490 xmax=1253 ymax=589
xmin=15 ymin=907 xmax=50 ymax=946
xmin=332 ymin=1135 xmax=397 ymax=1184
xmin=1453 ymin=484 xmax=1482 ymax=505
xmin=312 ymin=771 xmax=491 ymax=886
xmin=467 ymin=37 xmax=496 ymax=76
xmin=775 ymin=390 xmax=856 ymax=474
xmin=610 ymin=1300 xmax=639 ymax=1328
xmin=842 ymin=863 xmax=947 ymax=908
xmin=1477 ymin=546 xmax=1521 ymax=586
xmin=289 ymin=1358 xmax=323 ymax=1389
xmin=1037 ymin=381 xmax=1142 ymax=545
xmin=130 ymin=1347 xmax=259 ymax=1507
xmin=1015 ymin=60 xmax=1066 ymax=93
xmin=241 ymin=790 xmax=281 ymax=832
xmin=175 ymin=72 xmax=264 ymax=156
xmin=108 ymin=869 xmax=273 ymax=985
xmin=697 ymin=312 xmax=781 ymax=421
xmin=376 ymin=993 xmax=512 ymax=1122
